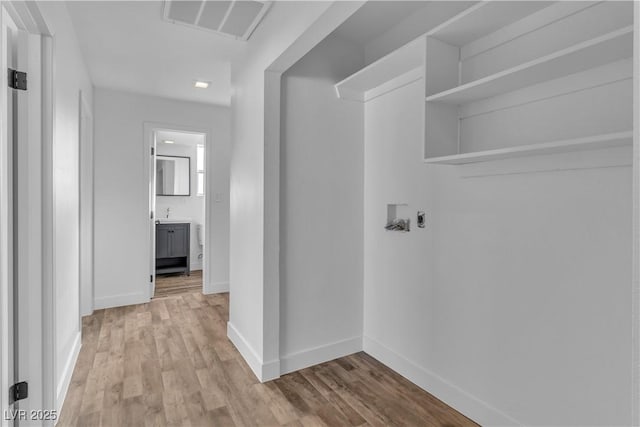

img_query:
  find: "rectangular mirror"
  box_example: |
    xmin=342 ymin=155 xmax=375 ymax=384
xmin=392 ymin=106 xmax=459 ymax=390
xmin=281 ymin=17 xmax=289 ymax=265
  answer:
xmin=156 ymin=155 xmax=190 ymax=196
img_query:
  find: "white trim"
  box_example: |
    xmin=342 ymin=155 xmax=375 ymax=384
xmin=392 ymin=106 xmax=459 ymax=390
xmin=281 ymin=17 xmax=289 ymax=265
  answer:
xmin=20 ymin=30 xmax=44 ymax=420
xmin=363 ymin=336 xmax=521 ymax=427
xmin=631 ymin=2 xmax=640 ymax=424
xmin=41 ymin=33 xmax=56 ymax=427
xmin=94 ymin=292 xmax=148 ymax=310
xmin=145 ymin=122 xmax=157 ymax=300
xmin=79 ymin=91 xmax=94 ymax=317
xmin=280 ymin=336 xmax=362 ymax=376
xmin=0 ymin=7 xmax=15 ymax=425
xmin=261 ymin=359 xmax=280 ymax=382
xmin=203 ymin=281 xmax=228 ymax=294
xmin=55 ymin=332 xmax=80 ymax=414
xmin=227 ymin=321 xmax=280 ymax=382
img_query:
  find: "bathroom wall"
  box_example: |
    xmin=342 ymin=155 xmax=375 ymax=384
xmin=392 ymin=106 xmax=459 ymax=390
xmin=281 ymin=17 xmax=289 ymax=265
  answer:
xmin=94 ymin=88 xmax=230 ymax=308
xmin=155 ymin=136 xmax=205 ymax=271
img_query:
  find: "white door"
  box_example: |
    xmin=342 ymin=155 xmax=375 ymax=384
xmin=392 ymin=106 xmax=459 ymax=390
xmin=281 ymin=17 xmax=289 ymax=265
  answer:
xmin=1 ymin=6 xmax=29 ymax=425
xmin=1 ymin=5 xmax=45 ymax=425
xmin=149 ymin=133 xmax=157 ymax=298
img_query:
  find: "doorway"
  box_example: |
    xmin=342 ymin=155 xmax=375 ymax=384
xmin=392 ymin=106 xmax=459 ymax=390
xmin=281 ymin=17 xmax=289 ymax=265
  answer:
xmin=148 ymin=127 xmax=208 ymax=299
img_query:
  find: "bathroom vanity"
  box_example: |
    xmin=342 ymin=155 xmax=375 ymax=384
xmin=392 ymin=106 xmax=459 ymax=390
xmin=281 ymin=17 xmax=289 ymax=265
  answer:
xmin=155 ymin=222 xmax=190 ymax=276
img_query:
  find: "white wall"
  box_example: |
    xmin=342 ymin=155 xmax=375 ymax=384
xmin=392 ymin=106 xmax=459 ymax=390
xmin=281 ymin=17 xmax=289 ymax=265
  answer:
xmin=93 ymin=88 xmax=230 ymax=308
xmin=156 ymin=140 xmax=205 ymax=271
xmin=279 ymin=33 xmax=364 ymax=373
xmin=36 ymin=0 xmax=93 ymax=410
xmin=363 ymin=77 xmax=633 ymax=426
xmin=228 ymin=0 xmax=335 ymax=380
xmin=363 ymin=1 xmax=472 ymax=65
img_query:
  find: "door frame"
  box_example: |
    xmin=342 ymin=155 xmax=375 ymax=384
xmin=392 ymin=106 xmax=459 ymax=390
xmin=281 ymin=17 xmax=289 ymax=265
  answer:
xmin=0 ymin=1 xmax=54 ymax=425
xmin=79 ymin=91 xmax=94 ymax=317
xmin=143 ymin=122 xmax=213 ymax=299
xmin=632 ymin=2 xmax=640 ymax=424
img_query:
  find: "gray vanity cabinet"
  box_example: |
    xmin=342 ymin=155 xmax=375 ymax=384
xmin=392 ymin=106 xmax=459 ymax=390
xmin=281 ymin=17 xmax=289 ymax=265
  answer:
xmin=156 ymin=222 xmax=190 ymax=275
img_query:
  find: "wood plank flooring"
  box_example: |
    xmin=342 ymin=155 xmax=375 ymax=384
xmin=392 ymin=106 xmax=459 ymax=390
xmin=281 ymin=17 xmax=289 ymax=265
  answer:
xmin=58 ymin=291 xmax=478 ymax=426
xmin=155 ymin=271 xmax=203 ymax=298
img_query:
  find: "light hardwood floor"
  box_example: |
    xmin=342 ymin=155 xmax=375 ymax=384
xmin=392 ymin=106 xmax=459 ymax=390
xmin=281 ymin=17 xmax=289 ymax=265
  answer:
xmin=58 ymin=291 xmax=478 ymax=426
xmin=154 ymin=271 xmax=203 ymax=298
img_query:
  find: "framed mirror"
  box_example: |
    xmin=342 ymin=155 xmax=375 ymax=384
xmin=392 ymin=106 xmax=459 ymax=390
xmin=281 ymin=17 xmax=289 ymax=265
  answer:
xmin=156 ymin=155 xmax=190 ymax=196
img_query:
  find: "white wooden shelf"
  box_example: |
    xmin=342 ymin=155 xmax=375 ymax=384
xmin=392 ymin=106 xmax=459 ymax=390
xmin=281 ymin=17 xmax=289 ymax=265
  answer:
xmin=423 ymin=132 xmax=632 ymax=165
xmin=335 ymin=39 xmax=424 ymax=103
xmin=427 ymin=1 xmax=549 ymax=47
xmin=425 ymin=26 xmax=633 ymax=105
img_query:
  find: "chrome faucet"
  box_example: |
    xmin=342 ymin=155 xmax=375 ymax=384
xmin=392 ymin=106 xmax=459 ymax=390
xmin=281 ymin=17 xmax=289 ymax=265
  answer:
xmin=166 ymin=207 xmax=171 ymax=218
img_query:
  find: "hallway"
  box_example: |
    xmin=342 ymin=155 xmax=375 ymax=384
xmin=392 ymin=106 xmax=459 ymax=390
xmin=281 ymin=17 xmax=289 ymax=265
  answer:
xmin=57 ymin=292 xmax=475 ymax=426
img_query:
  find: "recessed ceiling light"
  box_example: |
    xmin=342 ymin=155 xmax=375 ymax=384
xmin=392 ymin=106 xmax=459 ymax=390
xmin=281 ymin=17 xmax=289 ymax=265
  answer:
xmin=164 ymin=140 xmax=175 ymax=144
xmin=194 ymin=81 xmax=210 ymax=89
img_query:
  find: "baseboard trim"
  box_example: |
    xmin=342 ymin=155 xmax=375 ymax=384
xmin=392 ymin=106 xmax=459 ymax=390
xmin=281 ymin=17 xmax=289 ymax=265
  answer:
xmin=94 ymin=292 xmax=148 ymax=309
xmin=227 ymin=321 xmax=280 ymax=382
xmin=280 ymin=336 xmax=363 ymax=375
xmin=56 ymin=332 xmax=81 ymax=413
xmin=363 ymin=336 xmax=522 ymax=426
xmin=204 ymin=281 xmax=229 ymax=294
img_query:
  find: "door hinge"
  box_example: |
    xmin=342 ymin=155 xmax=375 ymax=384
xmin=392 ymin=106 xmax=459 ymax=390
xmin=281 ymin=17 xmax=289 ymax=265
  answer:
xmin=151 ymin=147 xmax=155 ymax=155
xmin=8 ymin=69 xmax=27 ymax=90
xmin=9 ymin=381 xmax=28 ymax=403
xmin=150 ymin=275 xmax=153 ymax=283
xmin=150 ymin=210 xmax=154 ymax=219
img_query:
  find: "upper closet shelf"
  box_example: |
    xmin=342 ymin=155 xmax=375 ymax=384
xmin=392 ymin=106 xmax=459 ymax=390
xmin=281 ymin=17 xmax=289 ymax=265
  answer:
xmin=423 ymin=132 xmax=632 ymax=165
xmin=335 ymin=39 xmax=424 ymax=103
xmin=426 ymin=0 xmax=550 ymax=47
xmin=425 ymin=26 xmax=633 ymax=105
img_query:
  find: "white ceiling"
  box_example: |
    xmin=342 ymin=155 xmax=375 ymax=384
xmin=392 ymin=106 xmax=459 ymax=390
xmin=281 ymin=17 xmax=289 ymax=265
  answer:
xmin=156 ymin=130 xmax=205 ymax=147
xmin=65 ymin=1 xmax=434 ymax=106
xmin=333 ymin=1 xmax=430 ymax=45
xmin=66 ymin=1 xmax=248 ymax=106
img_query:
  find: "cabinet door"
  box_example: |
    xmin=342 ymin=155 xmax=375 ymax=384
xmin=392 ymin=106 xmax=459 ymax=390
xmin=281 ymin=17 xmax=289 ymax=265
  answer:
xmin=156 ymin=225 xmax=171 ymax=258
xmin=169 ymin=224 xmax=189 ymax=257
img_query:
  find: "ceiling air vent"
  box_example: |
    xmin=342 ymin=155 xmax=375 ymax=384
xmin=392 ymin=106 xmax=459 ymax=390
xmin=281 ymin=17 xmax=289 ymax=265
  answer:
xmin=163 ymin=0 xmax=271 ymax=41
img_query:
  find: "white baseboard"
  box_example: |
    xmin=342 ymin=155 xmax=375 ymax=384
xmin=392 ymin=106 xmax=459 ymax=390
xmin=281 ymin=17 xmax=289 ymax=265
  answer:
xmin=56 ymin=332 xmax=81 ymax=413
xmin=363 ymin=336 xmax=522 ymax=426
xmin=227 ymin=321 xmax=280 ymax=382
xmin=190 ymin=262 xmax=202 ymax=271
xmin=94 ymin=292 xmax=148 ymax=309
xmin=280 ymin=336 xmax=362 ymax=375
xmin=204 ymin=281 xmax=229 ymax=294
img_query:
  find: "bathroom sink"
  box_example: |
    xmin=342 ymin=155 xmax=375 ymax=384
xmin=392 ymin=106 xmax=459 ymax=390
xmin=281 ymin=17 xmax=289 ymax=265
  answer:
xmin=156 ymin=217 xmax=191 ymax=224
